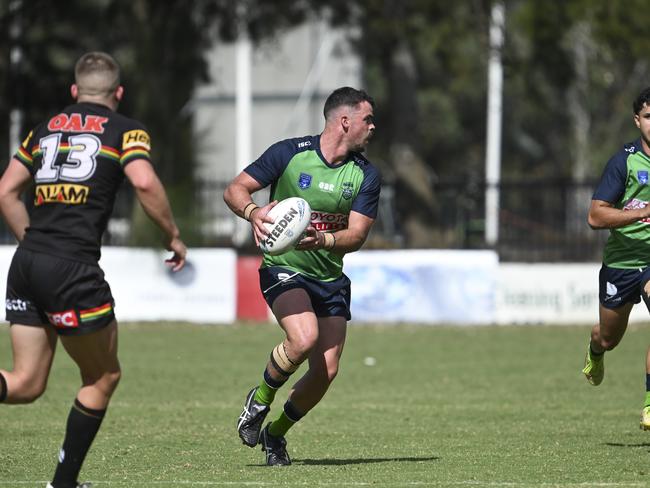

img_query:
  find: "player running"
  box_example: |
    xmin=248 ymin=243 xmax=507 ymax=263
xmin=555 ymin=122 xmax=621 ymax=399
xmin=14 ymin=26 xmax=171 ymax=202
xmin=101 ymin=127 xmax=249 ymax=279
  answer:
xmin=582 ymin=86 xmax=650 ymax=430
xmin=224 ymin=87 xmax=380 ymax=465
xmin=0 ymin=52 xmax=186 ymax=488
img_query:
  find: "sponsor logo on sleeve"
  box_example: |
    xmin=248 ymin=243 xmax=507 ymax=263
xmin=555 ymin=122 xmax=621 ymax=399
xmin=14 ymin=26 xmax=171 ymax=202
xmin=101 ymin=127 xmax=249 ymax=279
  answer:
xmin=639 ymin=170 xmax=648 ymax=185
xmin=122 ymin=130 xmax=151 ymax=151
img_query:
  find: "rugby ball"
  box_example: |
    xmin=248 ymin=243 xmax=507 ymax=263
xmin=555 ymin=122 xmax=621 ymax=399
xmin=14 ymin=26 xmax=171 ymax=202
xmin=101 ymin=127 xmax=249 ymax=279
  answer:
xmin=259 ymin=197 xmax=312 ymax=255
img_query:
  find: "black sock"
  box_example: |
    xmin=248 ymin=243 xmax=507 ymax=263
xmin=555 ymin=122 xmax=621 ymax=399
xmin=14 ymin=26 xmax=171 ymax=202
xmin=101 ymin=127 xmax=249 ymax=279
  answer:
xmin=589 ymin=344 xmax=604 ymax=357
xmin=51 ymin=398 xmax=106 ymax=488
xmin=0 ymin=372 xmax=7 ymax=403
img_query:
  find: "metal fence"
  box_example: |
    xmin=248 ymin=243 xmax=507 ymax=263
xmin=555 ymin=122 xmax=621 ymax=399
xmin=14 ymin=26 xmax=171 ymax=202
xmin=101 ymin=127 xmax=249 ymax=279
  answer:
xmin=0 ymin=179 xmax=609 ymax=262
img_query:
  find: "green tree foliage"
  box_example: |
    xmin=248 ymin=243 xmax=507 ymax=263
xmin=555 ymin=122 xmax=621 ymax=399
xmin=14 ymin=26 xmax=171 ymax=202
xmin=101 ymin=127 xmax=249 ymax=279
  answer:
xmin=4 ymin=0 xmax=650 ymax=249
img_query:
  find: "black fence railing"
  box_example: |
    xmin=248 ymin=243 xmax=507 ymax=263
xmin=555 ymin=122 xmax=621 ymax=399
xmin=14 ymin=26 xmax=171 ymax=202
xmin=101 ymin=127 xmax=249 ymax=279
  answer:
xmin=0 ymin=178 xmax=610 ymax=262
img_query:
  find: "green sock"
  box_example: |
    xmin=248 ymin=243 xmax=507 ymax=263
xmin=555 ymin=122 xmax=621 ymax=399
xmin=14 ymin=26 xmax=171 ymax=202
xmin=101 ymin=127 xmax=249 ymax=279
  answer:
xmin=268 ymin=401 xmax=304 ymax=437
xmin=645 ymin=391 xmax=650 ymax=408
xmin=254 ymin=380 xmax=277 ymax=406
xmin=253 ymin=368 xmax=287 ymax=406
xmin=268 ymin=411 xmax=296 ymax=437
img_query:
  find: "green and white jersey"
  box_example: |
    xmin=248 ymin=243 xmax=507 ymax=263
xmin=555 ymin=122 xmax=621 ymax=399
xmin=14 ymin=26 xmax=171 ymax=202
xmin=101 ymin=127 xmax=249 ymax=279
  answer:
xmin=593 ymin=139 xmax=650 ymax=268
xmin=244 ymin=134 xmax=381 ymax=281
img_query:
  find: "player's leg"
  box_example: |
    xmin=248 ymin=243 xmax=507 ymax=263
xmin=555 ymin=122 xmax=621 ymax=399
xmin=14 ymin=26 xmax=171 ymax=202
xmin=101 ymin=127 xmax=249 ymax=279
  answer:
xmin=278 ymin=316 xmax=346 ymax=429
xmin=238 ymin=287 xmax=318 ymax=447
xmin=260 ymin=315 xmax=346 ymax=467
xmin=583 ymin=265 xmax=638 ymax=386
xmin=49 ymin=319 xmax=121 ymax=488
xmin=0 ymin=323 xmax=57 ymax=404
xmin=582 ymin=302 xmax=632 ymax=385
xmin=642 ymin=345 xmax=650 ymax=430
xmin=639 ymin=276 xmax=650 ymax=429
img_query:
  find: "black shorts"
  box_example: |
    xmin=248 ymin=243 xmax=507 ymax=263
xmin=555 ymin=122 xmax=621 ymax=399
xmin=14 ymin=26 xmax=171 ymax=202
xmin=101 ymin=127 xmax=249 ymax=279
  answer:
xmin=259 ymin=266 xmax=352 ymax=320
xmin=599 ymin=264 xmax=650 ymax=310
xmin=5 ymin=248 xmax=115 ymax=335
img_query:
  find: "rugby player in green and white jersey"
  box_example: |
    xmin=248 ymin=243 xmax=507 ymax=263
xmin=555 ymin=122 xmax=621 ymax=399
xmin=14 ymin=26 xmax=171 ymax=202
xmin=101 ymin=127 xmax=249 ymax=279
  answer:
xmin=224 ymin=87 xmax=380 ymax=466
xmin=583 ymin=87 xmax=650 ymax=431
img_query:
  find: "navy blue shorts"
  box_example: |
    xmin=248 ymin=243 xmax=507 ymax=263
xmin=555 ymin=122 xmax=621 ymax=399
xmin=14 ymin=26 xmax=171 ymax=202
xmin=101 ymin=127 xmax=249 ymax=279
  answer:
xmin=5 ymin=248 xmax=116 ymax=335
xmin=259 ymin=266 xmax=352 ymax=320
xmin=599 ymin=264 xmax=650 ymax=310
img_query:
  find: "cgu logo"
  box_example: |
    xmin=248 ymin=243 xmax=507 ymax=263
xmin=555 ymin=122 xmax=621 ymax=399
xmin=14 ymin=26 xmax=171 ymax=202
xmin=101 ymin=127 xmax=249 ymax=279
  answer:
xmin=47 ymin=310 xmax=79 ymax=328
xmin=47 ymin=113 xmax=108 ymax=133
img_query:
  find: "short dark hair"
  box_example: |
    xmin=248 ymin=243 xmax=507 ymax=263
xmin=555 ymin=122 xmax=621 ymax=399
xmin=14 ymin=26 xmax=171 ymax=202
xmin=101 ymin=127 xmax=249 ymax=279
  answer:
xmin=75 ymin=51 xmax=120 ymax=97
xmin=633 ymin=87 xmax=650 ymax=114
xmin=323 ymin=87 xmax=375 ymax=120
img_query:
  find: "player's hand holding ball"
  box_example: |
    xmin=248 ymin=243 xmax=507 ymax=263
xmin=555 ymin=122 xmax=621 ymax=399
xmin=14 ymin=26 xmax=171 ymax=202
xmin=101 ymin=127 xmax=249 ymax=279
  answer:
xmin=256 ymin=197 xmax=312 ymax=256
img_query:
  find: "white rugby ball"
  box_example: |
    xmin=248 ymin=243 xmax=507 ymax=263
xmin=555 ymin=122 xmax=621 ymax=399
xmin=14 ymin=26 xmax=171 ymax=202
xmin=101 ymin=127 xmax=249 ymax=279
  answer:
xmin=259 ymin=197 xmax=312 ymax=255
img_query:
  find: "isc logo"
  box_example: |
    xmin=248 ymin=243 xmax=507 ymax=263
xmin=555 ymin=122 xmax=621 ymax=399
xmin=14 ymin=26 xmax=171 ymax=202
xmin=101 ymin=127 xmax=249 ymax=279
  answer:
xmin=297 ymin=141 xmax=311 ymax=148
xmin=47 ymin=310 xmax=79 ymax=328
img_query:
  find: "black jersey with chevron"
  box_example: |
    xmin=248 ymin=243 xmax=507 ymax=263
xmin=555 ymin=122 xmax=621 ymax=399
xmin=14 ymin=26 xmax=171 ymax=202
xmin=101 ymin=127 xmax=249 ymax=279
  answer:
xmin=14 ymin=102 xmax=151 ymax=263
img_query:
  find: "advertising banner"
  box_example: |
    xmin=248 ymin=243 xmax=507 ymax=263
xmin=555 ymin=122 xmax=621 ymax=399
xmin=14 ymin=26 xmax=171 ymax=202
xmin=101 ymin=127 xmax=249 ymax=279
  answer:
xmin=344 ymin=250 xmax=499 ymax=324
xmin=0 ymin=246 xmax=237 ymax=324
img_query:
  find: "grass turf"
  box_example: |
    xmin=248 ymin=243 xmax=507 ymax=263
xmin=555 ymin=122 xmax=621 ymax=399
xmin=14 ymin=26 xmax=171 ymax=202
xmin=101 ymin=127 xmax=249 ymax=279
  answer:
xmin=1 ymin=322 xmax=650 ymax=487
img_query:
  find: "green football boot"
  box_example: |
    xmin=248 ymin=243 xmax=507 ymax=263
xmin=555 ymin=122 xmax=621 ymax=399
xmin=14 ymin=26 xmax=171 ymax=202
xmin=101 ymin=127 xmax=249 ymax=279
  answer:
xmin=640 ymin=406 xmax=650 ymax=431
xmin=582 ymin=345 xmax=604 ymax=386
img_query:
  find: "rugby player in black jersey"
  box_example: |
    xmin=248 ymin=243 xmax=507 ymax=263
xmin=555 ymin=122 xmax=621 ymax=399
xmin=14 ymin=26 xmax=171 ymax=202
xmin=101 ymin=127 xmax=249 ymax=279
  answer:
xmin=0 ymin=52 xmax=187 ymax=488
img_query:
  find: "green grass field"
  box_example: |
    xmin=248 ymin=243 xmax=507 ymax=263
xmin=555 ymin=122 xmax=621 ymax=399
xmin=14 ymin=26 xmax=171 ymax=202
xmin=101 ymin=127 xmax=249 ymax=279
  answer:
xmin=2 ymin=322 xmax=650 ymax=487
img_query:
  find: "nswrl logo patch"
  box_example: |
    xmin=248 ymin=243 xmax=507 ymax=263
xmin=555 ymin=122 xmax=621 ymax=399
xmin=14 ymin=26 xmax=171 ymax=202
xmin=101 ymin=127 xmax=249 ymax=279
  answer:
xmin=298 ymin=173 xmax=312 ymax=190
xmin=639 ymin=170 xmax=649 ymax=185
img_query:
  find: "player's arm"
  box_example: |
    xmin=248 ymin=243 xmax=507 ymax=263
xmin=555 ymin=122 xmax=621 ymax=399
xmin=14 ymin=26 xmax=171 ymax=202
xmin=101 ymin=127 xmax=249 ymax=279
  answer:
xmin=587 ymin=199 xmax=650 ymax=229
xmin=0 ymin=158 xmax=32 ymax=241
xmin=124 ymin=158 xmax=186 ymax=271
xmin=223 ymin=171 xmax=276 ymax=245
xmin=296 ymin=210 xmax=374 ymax=254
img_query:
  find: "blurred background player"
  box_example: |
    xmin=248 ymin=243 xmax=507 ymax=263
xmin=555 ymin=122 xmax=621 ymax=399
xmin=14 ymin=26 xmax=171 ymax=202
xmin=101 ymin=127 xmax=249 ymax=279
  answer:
xmin=0 ymin=51 xmax=187 ymax=488
xmin=582 ymin=86 xmax=650 ymax=430
xmin=224 ymin=86 xmax=380 ymax=465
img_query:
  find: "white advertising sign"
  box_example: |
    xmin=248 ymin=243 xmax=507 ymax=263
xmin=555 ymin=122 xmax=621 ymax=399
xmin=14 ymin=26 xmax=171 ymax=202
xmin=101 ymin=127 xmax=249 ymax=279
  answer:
xmin=345 ymin=250 xmax=499 ymax=324
xmin=100 ymin=247 xmax=236 ymax=323
xmin=496 ymin=263 xmax=650 ymax=325
xmin=0 ymin=246 xmax=236 ymax=324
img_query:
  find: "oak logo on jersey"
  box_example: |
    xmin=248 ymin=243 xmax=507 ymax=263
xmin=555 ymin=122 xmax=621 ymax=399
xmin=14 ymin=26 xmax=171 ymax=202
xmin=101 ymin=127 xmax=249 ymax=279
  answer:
xmin=122 ymin=130 xmax=151 ymax=151
xmin=34 ymin=184 xmax=90 ymax=206
xmin=48 ymin=113 xmax=108 ymax=133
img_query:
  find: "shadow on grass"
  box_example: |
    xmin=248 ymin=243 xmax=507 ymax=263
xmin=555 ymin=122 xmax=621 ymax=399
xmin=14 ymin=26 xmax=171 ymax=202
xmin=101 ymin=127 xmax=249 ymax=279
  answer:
xmin=293 ymin=455 xmax=441 ymax=466
xmin=605 ymin=442 xmax=650 ymax=448
xmin=246 ymin=455 xmax=440 ymax=467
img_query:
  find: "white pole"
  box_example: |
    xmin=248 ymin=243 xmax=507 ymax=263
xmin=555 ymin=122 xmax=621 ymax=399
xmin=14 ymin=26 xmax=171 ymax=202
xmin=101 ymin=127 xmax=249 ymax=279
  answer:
xmin=8 ymin=0 xmax=23 ymax=161
xmin=283 ymin=26 xmax=335 ymax=137
xmin=485 ymin=1 xmax=505 ymax=246
xmin=234 ymin=14 xmax=253 ymax=246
